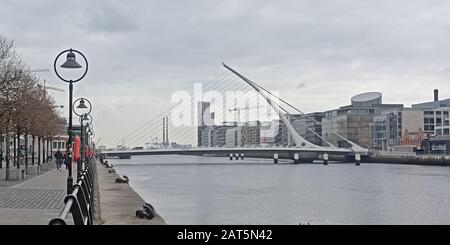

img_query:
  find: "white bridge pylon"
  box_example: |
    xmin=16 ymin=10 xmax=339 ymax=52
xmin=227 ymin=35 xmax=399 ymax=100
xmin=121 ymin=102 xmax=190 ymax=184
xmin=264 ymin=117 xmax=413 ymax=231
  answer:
xmin=222 ymin=63 xmax=368 ymax=154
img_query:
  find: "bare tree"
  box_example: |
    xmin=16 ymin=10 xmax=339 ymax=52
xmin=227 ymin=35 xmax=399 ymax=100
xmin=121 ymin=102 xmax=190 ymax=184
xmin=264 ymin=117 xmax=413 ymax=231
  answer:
xmin=1 ymin=35 xmax=65 ymax=179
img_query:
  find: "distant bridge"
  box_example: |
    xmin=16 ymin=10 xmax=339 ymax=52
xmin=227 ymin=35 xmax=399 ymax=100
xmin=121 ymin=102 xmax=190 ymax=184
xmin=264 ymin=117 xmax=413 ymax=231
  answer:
xmin=100 ymin=146 xmax=368 ymax=164
xmin=107 ymin=63 xmax=369 ymax=164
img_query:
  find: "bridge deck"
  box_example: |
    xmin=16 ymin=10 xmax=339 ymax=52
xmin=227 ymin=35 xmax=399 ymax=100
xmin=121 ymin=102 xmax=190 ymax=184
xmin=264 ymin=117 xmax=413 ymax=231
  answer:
xmin=102 ymin=147 xmax=357 ymax=158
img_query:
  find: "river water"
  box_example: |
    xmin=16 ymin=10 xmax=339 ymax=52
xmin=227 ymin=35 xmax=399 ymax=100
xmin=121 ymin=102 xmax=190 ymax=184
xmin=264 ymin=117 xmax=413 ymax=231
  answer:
xmin=108 ymin=155 xmax=450 ymax=224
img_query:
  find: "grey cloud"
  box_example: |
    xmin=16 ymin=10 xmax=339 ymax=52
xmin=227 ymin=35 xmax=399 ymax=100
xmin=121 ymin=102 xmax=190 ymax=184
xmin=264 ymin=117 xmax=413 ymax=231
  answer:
xmin=297 ymin=83 xmax=307 ymax=89
xmin=2 ymin=0 xmax=450 ymax=146
xmin=83 ymin=1 xmax=139 ymax=33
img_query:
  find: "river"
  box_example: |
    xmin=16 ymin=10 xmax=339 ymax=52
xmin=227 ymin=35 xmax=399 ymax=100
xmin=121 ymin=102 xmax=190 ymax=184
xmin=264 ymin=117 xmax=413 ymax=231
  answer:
xmin=108 ymin=155 xmax=450 ymax=224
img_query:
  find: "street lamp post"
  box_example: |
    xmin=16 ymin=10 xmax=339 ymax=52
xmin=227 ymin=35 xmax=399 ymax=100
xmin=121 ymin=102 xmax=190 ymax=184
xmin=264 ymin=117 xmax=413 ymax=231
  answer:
xmin=85 ymin=117 xmax=93 ymax=165
xmin=54 ymin=48 xmax=88 ymax=194
xmin=73 ymin=97 xmax=92 ymax=179
xmin=88 ymin=128 xmax=95 ymax=163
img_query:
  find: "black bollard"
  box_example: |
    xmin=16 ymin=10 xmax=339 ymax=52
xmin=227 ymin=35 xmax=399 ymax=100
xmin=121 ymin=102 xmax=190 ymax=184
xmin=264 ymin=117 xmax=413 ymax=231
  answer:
xmin=273 ymin=153 xmax=278 ymax=164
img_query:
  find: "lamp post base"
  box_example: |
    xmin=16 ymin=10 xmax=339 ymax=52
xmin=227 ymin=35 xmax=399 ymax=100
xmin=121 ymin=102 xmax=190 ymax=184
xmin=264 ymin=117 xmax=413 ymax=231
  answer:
xmin=27 ymin=165 xmax=39 ymax=175
xmin=67 ymin=177 xmax=73 ymax=194
xmin=5 ymin=168 xmax=21 ymax=181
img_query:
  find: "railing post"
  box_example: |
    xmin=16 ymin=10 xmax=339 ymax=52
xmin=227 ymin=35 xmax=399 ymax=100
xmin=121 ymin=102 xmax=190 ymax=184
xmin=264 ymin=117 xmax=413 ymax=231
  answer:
xmin=49 ymin=161 xmax=95 ymax=225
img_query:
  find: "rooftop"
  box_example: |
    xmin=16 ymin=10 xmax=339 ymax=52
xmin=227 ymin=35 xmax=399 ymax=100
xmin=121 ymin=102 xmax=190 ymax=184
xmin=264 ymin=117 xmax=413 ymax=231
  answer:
xmin=412 ymin=98 xmax=450 ymax=110
xmin=428 ymin=135 xmax=450 ymax=141
xmin=351 ymin=92 xmax=382 ymax=103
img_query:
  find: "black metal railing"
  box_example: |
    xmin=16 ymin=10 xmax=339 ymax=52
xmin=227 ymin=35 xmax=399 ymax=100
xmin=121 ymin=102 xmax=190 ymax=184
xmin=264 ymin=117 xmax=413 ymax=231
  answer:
xmin=49 ymin=160 xmax=94 ymax=225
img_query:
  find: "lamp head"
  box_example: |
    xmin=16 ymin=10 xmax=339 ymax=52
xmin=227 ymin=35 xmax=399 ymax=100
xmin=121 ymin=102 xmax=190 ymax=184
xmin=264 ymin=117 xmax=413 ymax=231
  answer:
xmin=60 ymin=50 xmax=82 ymax=69
xmin=77 ymin=99 xmax=88 ymax=109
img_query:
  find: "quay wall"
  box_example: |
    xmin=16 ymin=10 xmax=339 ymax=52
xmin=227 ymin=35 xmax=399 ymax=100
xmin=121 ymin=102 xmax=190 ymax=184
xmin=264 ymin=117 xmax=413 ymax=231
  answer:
xmin=202 ymin=152 xmax=319 ymax=163
xmin=366 ymin=154 xmax=450 ymax=166
xmin=95 ymin=159 xmax=165 ymax=225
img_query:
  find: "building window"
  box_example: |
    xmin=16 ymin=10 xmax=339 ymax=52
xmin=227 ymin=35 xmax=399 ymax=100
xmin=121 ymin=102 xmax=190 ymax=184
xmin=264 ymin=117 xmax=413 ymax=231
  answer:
xmin=53 ymin=142 xmax=57 ymax=149
xmin=444 ymin=129 xmax=450 ymax=135
xmin=425 ymin=118 xmax=435 ymax=124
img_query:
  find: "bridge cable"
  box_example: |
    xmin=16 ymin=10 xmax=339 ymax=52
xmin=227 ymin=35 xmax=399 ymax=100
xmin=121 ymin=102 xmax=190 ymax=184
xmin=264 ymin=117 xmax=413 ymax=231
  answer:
xmin=123 ymin=74 xmax=248 ymax=146
xmin=126 ymin=78 xmax=252 ymax=146
xmin=112 ymin=71 xmax=229 ymax=146
xmin=223 ymin=63 xmax=354 ymax=148
xmin=113 ymin=71 xmax=233 ymax=146
xmin=123 ymin=75 xmax=243 ymax=146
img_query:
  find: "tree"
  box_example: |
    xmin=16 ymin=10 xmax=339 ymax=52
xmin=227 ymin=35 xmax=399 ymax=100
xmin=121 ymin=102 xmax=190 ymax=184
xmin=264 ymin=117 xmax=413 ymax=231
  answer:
xmin=0 ymin=35 xmax=65 ymax=180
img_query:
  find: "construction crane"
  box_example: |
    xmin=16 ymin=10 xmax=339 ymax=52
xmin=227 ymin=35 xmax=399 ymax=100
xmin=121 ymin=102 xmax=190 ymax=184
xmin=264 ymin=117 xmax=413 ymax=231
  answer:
xmin=227 ymin=106 xmax=259 ymax=122
xmin=30 ymin=68 xmax=50 ymax=73
xmin=30 ymin=68 xmax=65 ymax=95
xmin=145 ymin=136 xmax=161 ymax=149
xmin=38 ymin=80 xmax=65 ymax=92
xmin=36 ymin=79 xmax=65 ymax=100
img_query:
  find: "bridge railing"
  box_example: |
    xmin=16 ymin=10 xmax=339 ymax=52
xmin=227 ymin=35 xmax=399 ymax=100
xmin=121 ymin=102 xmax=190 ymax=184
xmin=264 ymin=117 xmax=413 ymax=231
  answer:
xmin=49 ymin=159 xmax=95 ymax=225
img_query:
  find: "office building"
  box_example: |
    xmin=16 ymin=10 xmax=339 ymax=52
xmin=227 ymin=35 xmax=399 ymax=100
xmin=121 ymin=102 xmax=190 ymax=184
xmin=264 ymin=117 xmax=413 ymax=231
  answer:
xmin=322 ymin=92 xmax=403 ymax=148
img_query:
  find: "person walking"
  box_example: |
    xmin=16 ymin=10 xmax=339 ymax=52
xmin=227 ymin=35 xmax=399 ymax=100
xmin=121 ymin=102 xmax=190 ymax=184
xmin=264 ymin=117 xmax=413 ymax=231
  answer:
xmin=63 ymin=153 xmax=68 ymax=170
xmin=54 ymin=149 xmax=63 ymax=170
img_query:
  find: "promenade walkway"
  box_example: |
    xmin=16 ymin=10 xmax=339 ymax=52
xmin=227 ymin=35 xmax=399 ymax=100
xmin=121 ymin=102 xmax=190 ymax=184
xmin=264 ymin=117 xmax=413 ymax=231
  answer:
xmin=0 ymin=165 xmax=68 ymax=225
xmin=0 ymin=160 xmax=165 ymax=225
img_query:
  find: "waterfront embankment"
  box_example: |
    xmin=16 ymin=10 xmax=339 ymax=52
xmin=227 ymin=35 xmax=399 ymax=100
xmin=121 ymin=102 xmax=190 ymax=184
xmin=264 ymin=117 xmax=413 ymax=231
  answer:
xmin=0 ymin=158 xmax=165 ymax=225
xmin=95 ymin=160 xmax=165 ymax=225
xmin=202 ymin=151 xmax=450 ymax=166
xmin=367 ymin=152 xmax=450 ymax=166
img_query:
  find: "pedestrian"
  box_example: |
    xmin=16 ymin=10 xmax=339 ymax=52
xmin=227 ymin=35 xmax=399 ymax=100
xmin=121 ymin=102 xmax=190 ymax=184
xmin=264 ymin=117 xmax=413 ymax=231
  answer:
xmin=54 ymin=149 xmax=63 ymax=170
xmin=63 ymin=153 xmax=68 ymax=170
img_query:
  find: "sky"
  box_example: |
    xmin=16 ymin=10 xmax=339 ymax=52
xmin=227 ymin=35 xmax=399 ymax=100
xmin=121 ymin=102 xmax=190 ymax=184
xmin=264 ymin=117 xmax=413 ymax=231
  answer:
xmin=1 ymin=0 xmax=450 ymax=147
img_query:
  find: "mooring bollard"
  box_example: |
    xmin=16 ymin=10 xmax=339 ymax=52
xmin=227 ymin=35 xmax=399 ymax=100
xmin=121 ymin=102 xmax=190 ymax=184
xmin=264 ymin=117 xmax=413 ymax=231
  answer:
xmin=274 ymin=153 xmax=279 ymax=164
xmin=229 ymin=153 xmax=233 ymax=161
xmin=240 ymin=153 xmax=244 ymax=160
xmin=355 ymin=153 xmax=360 ymax=166
xmin=293 ymin=153 xmax=299 ymax=164
xmin=323 ymin=153 xmax=328 ymax=165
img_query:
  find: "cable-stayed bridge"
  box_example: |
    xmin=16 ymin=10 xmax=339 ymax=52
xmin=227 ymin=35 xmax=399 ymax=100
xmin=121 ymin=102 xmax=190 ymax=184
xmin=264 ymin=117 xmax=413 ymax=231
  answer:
xmin=102 ymin=63 xmax=369 ymax=164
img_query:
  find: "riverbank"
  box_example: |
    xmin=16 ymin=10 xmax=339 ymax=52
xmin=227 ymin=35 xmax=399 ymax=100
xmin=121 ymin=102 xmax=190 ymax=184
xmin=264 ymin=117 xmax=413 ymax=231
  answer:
xmin=202 ymin=151 xmax=450 ymax=166
xmin=96 ymin=159 xmax=165 ymax=225
xmin=366 ymin=153 xmax=450 ymax=166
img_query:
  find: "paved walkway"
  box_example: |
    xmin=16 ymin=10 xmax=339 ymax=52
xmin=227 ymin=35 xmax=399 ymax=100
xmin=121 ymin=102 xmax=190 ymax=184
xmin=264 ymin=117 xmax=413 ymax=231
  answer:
xmin=0 ymin=161 xmax=166 ymax=225
xmin=0 ymin=165 xmax=69 ymax=225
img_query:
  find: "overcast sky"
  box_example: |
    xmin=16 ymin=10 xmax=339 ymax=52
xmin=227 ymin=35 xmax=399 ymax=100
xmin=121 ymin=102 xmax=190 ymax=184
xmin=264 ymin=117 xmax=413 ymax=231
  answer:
xmin=1 ymin=0 xmax=450 ymax=147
